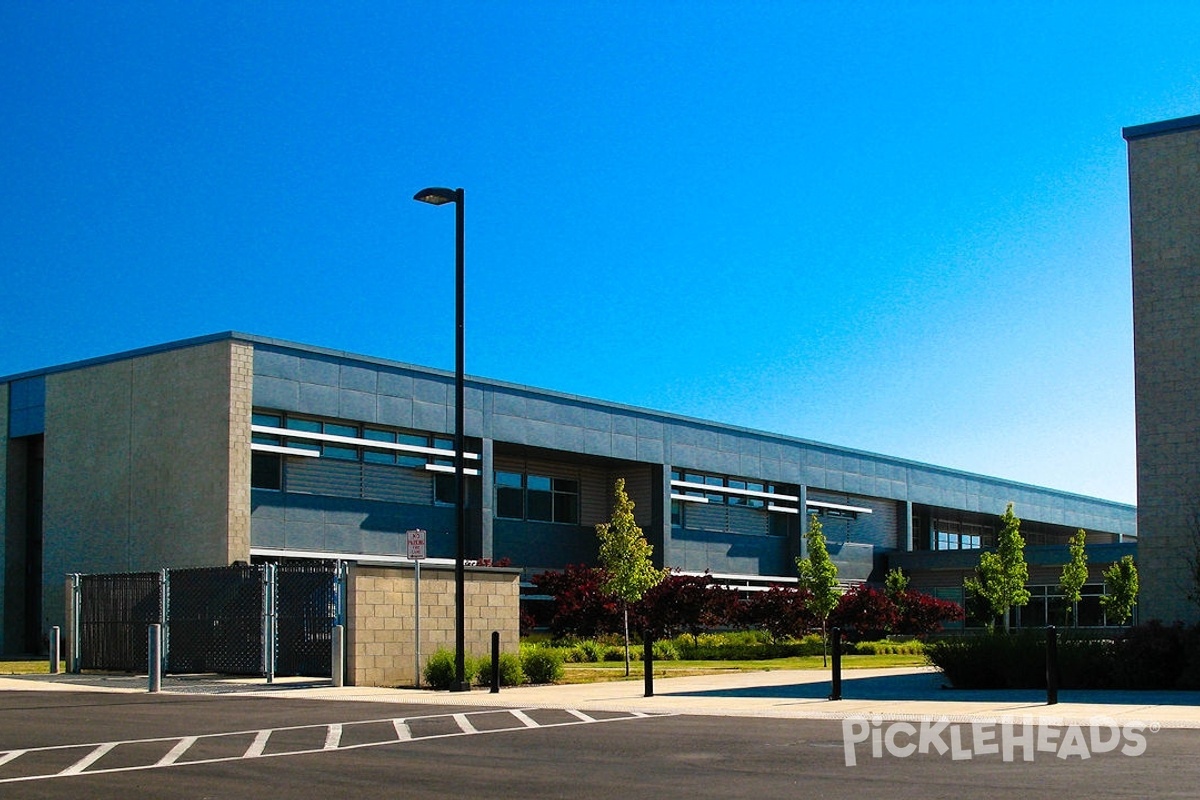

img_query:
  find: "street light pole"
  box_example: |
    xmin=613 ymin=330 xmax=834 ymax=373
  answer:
xmin=413 ymin=186 xmax=469 ymax=692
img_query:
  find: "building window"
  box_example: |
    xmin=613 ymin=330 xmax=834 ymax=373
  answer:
xmin=251 ymin=452 xmax=282 ymax=490
xmin=671 ymin=469 xmax=771 ymax=509
xmin=934 ymin=519 xmax=987 ymax=550
xmin=494 ymin=471 xmax=579 ymax=524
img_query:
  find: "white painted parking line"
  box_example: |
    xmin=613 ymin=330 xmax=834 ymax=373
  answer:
xmin=510 ymin=710 xmax=539 ymax=728
xmin=324 ymin=724 xmax=342 ymax=750
xmin=244 ymin=730 xmax=271 ymax=758
xmin=156 ymin=737 xmax=197 ymax=766
xmin=60 ymin=742 xmax=116 ymax=775
xmin=0 ymin=708 xmax=672 ymax=785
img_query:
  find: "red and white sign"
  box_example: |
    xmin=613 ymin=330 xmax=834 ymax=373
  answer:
xmin=406 ymin=528 xmax=427 ymax=560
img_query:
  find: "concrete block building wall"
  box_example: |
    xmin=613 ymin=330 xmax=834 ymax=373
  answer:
xmin=1126 ymin=114 xmax=1200 ymax=624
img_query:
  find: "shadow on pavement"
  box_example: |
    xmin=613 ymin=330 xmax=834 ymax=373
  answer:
xmin=664 ymin=669 xmax=1200 ymax=707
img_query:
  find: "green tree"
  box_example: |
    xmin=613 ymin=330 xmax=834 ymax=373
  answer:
xmin=796 ymin=514 xmax=840 ymax=665
xmin=596 ymin=478 xmax=665 ymax=675
xmin=1100 ymin=555 xmax=1139 ymax=625
xmin=1059 ymin=529 xmax=1089 ymax=626
xmin=963 ymin=503 xmax=1030 ymax=633
xmin=884 ymin=567 xmax=909 ymax=599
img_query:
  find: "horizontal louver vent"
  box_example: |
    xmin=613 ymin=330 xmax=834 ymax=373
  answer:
xmin=286 ymin=458 xmax=433 ymax=504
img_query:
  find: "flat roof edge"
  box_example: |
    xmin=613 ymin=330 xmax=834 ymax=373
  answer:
xmin=1123 ymin=113 xmax=1200 ymax=141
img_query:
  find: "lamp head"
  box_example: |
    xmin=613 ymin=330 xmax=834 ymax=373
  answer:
xmin=413 ymin=187 xmax=459 ymax=206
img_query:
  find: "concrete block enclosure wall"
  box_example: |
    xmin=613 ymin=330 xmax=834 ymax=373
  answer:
xmin=347 ymin=563 xmax=519 ymax=687
xmin=2 ymin=331 xmax=1137 ymax=657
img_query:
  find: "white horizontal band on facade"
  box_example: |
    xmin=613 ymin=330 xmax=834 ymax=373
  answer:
xmin=670 ymin=493 xmax=710 ymax=504
xmin=251 ymin=424 xmax=481 ymax=460
xmin=250 ymin=442 xmax=321 ymax=458
xmin=424 ymin=463 xmax=481 ymax=477
xmin=251 ymin=546 xmax=456 ymax=568
xmin=806 ymin=499 xmax=873 ymax=515
xmin=670 ymin=479 xmax=799 ymax=503
xmin=767 ymin=505 xmax=799 ymax=515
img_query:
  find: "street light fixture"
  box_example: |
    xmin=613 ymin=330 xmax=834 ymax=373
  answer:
xmin=413 ymin=186 xmax=469 ymax=692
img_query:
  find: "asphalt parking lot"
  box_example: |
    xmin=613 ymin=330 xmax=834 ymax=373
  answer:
xmin=2 ymin=670 xmax=1199 ymax=799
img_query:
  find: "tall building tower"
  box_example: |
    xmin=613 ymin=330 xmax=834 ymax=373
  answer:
xmin=1125 ymin=113 xmax=1200 ymax=624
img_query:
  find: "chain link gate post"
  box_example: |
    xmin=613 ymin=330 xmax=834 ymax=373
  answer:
xmin=65 ymin=574 xmax=81 ymax=673
xmin=263 ymin=563 xmax=278 ymax=684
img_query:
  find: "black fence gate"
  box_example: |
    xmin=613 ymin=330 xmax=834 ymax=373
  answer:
xmin=77 ymin=572 xmax=161 ymax=671
xmin=69 ymin=561 xmax=343 ymax=677
xmin=167 ymin=564 xmax=265 ymax=675
xmin=275 ymin=561 xmax=339 ymax=677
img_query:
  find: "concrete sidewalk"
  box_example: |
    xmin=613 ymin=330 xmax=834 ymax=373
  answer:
xmin=6 ymin=667 xmax=1200 ymax=728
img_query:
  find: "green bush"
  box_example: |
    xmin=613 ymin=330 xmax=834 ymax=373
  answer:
xmin=474 ymin=652 xmax=525 ymax=687
xmin=671 ymin=631 xmax=824 ymax=661
xmin=521 ymin=646 xmax=565 ymax=684
xmin=602 ymin=644 xmax=642 ymax=662
xmin=577 ymin=640 xmax=605 ymax=663
xmin=651 ymin=639 xmax=680 ymax=660
xmin=423 ymin=649 xmax=457 ymax=690
xmin=852 ymin=639 xmax=925 ymax=656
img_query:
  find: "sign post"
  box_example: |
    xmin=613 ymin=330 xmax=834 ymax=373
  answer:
xmin=407 ymin=529 xmax=427 ymax=687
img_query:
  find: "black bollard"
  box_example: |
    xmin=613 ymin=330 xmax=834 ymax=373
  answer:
xmin=490 ymin=631 xmax=501 ymax=694
xmin=1046 ymin=625 xmax=1059 ymax=705
xmin=643 ymin=629 xmax=655 ymax=698
xmin=830 ymin=627 xmax=842 ymax=701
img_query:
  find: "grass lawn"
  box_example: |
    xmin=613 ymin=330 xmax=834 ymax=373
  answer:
xmin=562 ymin=653 xmax=927 ymax=683
xmin=0 ymin=660 xmax=65 ymax=675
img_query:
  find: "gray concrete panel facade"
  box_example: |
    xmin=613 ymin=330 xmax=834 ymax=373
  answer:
xmin=245 ymin=334 xmax=1134 ymax=580
xmin=0 ymin=329 xmax=1141 ymax=650
xmin=38 ymin=340 xmax=250 ymax=634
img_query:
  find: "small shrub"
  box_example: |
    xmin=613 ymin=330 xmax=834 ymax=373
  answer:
xmin=578 ymin=640 xmax=605 ymax=663
xmin=423 ymin=649 xmax=457 ymax=690
xmin=651 ymin=639 xmax=680 ymax=661
xmin=521 ymin=646 xmax=565 ymax=684
xmin=475 ymin=652 xmax=525 ymax=687
xmin=602 ymin=645 xmax=640 ymax=662
xmin=852 ymin=639 xmax=925 ymax=656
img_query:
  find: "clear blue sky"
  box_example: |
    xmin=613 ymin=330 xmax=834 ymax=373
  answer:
xmin=4 ymin=3 xmax=1198 ymax=506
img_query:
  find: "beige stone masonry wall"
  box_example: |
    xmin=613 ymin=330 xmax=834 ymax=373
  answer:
xmin=1129 ymin=124 xmax=1200 ymax=624
xmin=346 ymin=563 xmax=520 ymax=687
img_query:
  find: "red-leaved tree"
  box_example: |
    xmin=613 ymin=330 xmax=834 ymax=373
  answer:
xmin=530 ymin=565 xmax=621 ymax=639
xmin=829 ymin=585 xmax=900 ymax=641
xmin=636 ymin=572 xmax=740 ymax=642
xmin=740 ymin=586 xmax=817 ymax=643
xmin=894 ymin=590 xmax=964 ymax=636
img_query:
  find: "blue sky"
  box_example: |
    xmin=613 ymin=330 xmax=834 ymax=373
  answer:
xmin=4 ymin=2 xmax=1199 ymax=505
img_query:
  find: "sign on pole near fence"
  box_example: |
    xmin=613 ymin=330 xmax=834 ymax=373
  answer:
xmin=407 ymin=529 xmax=426 ymax=686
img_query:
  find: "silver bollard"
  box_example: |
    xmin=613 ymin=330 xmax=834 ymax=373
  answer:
xmin=332 ymin=624 xmax=345 ymax=688
xmin=49 ymin=626 xmax=60 ymax=674
xmin=148 ymin=624 xmax=162 ymax=693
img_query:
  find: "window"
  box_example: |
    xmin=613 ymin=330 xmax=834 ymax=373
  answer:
xmin=254 ymin=410 xmax=471 ymax=471
xmin=494 ymin=471 xmax=579 ymax=524
xmin=673 ymin=470 xmax=776 ymax=507
xmin=496 ymin=472 xmax=524 ymax=518
xmin=251 ymin=452 xmax=282 ymax=490
xmin=934 ymin=519 xmax=987 ymax=550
